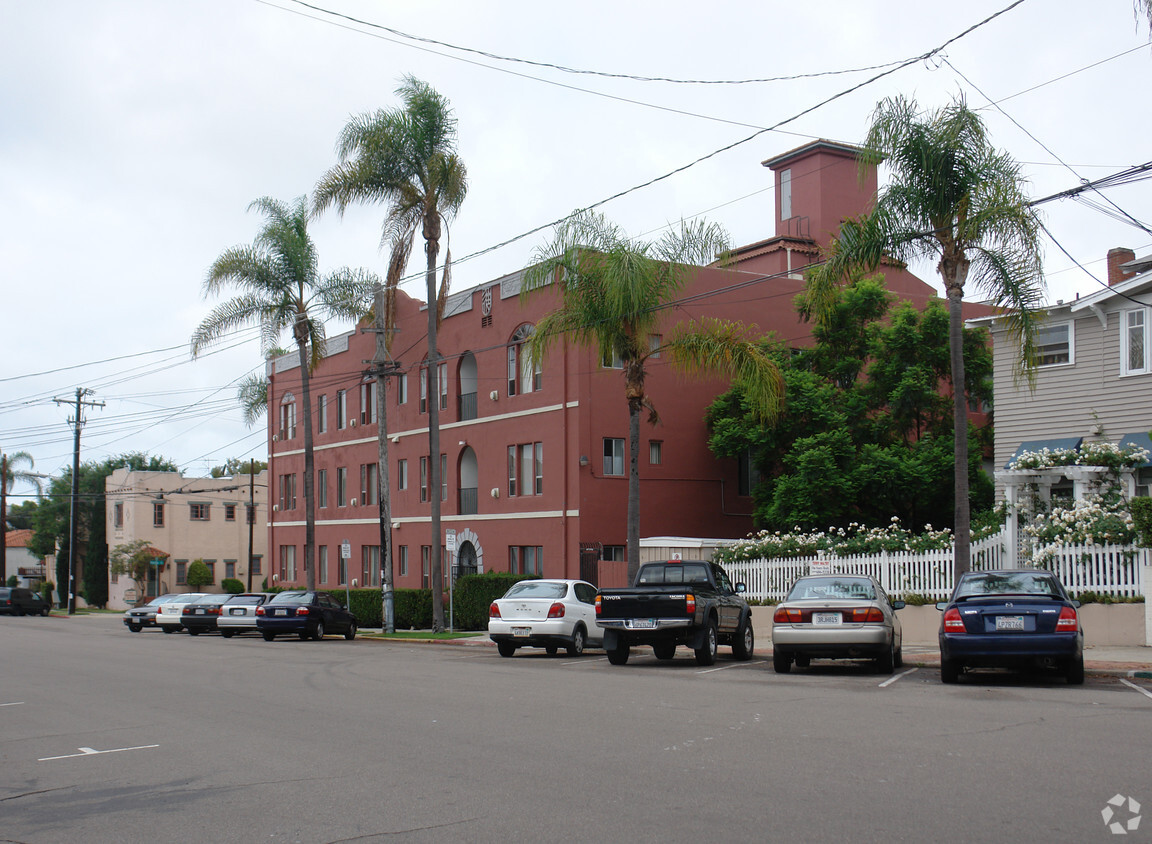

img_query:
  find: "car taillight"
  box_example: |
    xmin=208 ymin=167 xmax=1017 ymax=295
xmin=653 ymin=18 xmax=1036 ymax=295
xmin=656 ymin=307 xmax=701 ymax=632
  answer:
xmin=1056 ymin=606 xmax=1079 ymax=632
xmin=296 ymin=607 xmax=310 ymax=616
xmin=547 ymin=602 xmax=565 ymax=619
xmin=255 ymin=606 xmax=266 ymax=616
xmin=489 ymin=602 xmax=501 ymax=619
xmin=210 ymin=607 xmax=221 ymax=616
xmin=685 ymin=593 xmax=696 ymax=614
xmin=595 ymin=595 xmax=602 ymax=616
xmin=773 ymin=607 xmax=804 ymax=623
xmin=943 ymin=607 xmax=966 ymax=633
xmin=850 ymin=607 xmax=885 ymax=623
xmin=182 ymin=607 xmax=192 ymax=615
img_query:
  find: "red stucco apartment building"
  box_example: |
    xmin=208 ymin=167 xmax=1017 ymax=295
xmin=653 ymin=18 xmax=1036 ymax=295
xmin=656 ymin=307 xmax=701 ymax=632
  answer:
xmin=264 ymin=140 xmax=982 ymax=589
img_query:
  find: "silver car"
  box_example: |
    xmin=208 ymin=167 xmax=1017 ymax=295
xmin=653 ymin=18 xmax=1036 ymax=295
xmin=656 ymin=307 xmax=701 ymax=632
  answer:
xmin=771 ymin=575 xmax=904 ymax=674
xmin=216 ymin=593 xmax=273 ymax=637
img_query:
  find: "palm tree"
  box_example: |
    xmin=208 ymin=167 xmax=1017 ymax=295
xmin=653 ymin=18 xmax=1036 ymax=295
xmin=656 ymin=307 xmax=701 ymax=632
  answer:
xmin=2 ymin=451 xmax=41 ymax=583
xmin=313 ymin=76 xmax=468 ymax=631
xmin=192 ymin=195 xmax=376 ymax=590
xmin=806 ymin=95 xmax=1044 ymax=578
xmin=522 ymin=212 xmax=784 ymax=583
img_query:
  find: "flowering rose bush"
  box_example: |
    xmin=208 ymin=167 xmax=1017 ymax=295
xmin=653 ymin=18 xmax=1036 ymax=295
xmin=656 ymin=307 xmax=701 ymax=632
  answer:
xmin=1025 ymin=493 xmax=1136 ymax=564
xmin=1007 ymin=442 xmax=1149 ymax=472
xmin=714 ymin=517 xmax=956 ymax=563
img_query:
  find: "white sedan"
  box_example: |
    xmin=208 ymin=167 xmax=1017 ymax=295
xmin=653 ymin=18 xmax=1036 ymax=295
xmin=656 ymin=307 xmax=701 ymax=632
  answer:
xmin=488 ymin=579 xmax=604 ymax=657
xmin=155 ymin=593 xmax=208 ymax=633
xmin=216 ymin=593 xmax=273 ymax=637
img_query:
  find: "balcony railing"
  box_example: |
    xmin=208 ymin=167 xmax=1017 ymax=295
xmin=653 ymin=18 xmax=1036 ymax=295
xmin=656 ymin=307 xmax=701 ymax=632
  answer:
xmin=458 ymin=391 xmax=477 ymax=421
xmin=459 ymin=486 xmax=478 ymax=515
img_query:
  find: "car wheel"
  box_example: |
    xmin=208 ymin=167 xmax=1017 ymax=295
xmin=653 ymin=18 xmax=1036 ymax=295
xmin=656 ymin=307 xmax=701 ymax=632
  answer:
xmin=162 ymin=626 xmax=177 ymax=634
xmin=607 ymin=642 xmax=630 ymax=665
xmin=894 ymin=646 xmax=903 ymax=668
xmin=694 ymin=618 xmax=718 ymax=666
xmin=566 ymin=626 xmax=585 ymax=657
xmin=876 ymin=641 xmax=895 ymax=674
xmin=545 ymin=645 xmax=558 ymax=656
xmin=1066 ymin=655 xmax=1085 ymax=685
xmin=497 ymin=642 xmax=517 ymax=658
xmin=773 ymin=650 xmax=792 ymax=673
xmin=40 ymin=606 xmax=50 ymax=617
xmin=128 ymin=624 xmax=142 ymax=633
xmin=652 ymin=643 xmax=676 ymax=660
xmin=940 ymin=658 xmax=960 ymax=684
xmin=16 ymin=607 xmax=25 ymax=617
xmin=262 ymin=631 xmax=275 ymax=642
xmin=312 ymin=621 xmax=326 ymax=641
xmin=188 ymin=629 xmax=200 ymax=636
xmin=345 ymin=621 xmax=357 ymax=641
xmin=794 ymin=654 xmax=811 ymax=668
xmin=732 ymin=618 xmax=754 ymax=661
xmin=220 ymin=629 xmax=235 ymax=638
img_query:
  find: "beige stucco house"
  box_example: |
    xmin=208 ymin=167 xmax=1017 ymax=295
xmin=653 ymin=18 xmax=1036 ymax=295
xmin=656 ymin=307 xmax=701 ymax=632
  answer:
xmin=105 ymin=468 xmax=268 ymax=609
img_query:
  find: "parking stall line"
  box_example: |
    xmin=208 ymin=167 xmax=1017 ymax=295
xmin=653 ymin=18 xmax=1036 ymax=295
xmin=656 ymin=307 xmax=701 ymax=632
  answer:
xmin=878 ymin=667 xmax=919 ymax=688
xmin=39 ymin=744 xmax=159 ymax=762
xmin=1 ymin=701 xmax=25 ymax=707
xmin=1120 ymin=679 xmax=1152 ymax=701
xmin=696 ymin=660 xmax=765 ymax=675
xmin=562 ymin=657 xmax=608 ymax=666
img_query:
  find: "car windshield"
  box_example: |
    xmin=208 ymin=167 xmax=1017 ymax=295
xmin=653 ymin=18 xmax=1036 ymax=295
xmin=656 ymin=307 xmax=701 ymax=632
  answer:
xmin=637 ymin=564 xmax=710 ymax=585
xmin=953 ymin=572 xmax=1064 ymax=600
xmin=504 ymin=582 xmax=567 ymax=600
xmin=787 ymin=577 xmax=876 ymax=601
xmin=268 ymin=592 xmax=312 ymax=605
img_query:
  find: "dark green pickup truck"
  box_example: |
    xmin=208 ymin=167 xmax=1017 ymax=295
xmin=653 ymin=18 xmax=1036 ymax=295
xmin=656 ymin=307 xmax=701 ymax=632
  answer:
xmin=594 ymin=560 xmax=755 ymax=666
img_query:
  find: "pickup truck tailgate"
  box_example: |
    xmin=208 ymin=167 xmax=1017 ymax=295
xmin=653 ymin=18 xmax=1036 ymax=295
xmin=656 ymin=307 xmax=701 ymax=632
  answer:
xmin=598 ymin=591 xmax=690 ymax=621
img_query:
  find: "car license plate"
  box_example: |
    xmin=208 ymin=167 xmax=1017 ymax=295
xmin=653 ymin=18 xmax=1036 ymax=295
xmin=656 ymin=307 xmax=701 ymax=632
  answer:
xmin=277 ymin=609 xmax=287 ymax=616
xmin=813 ymin=612 xmax=841 ymax=625
xmin=196 ymin=608 xmax=205 ymax=614
xmin=512 ymin=626 xmax=531 ymax=637
xmin=996 ymin=615 xmax=1025 ymax=631
xmin=630 ymin=619 xmax=657 ymax=629
xmin=232 ymin=608 xmax=243 ymax=615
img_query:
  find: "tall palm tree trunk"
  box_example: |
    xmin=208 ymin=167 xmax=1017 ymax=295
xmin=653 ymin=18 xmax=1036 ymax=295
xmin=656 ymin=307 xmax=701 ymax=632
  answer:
xmin=627 ymin=400 xmax=641 ymax=585
xmin=425 ymin=214 xmax=445 ymax=631
xmin=1 ymin=455 xmax=8 ymax=584
xmin=374 ymin=283 xmax=395 ymax=633
xmin=294 ymin=322 xmax=317 ymax=591
xmin=945 ymin=271 xmax=971 ymax=580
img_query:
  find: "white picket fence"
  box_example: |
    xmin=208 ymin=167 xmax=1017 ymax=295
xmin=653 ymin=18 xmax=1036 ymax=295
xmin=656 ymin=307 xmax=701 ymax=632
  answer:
xmin=723 ymin=532 xmax=1147 ymax=602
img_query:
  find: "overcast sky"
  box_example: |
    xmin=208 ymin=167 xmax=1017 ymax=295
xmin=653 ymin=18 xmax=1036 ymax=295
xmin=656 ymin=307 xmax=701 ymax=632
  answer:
xmin=2 ymin=0 xmax=1150 ymax=499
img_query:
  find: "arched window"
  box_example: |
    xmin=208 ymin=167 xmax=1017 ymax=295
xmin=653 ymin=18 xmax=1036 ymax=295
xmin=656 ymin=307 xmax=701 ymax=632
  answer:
xmin=507 ymin=324 xmax=541 ymax=396
xmin=279 ymin=392 xmax=296 ymax=440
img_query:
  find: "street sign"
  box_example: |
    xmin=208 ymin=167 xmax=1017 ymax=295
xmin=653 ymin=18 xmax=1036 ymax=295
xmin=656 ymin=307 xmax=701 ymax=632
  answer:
xmin=445 ymin=529 xmax=457 ymax=552
xmin=341 ymin=541 xmax=351 ymax=560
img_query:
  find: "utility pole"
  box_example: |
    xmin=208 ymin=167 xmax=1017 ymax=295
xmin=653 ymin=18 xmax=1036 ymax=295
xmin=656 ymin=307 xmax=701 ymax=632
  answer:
xmin=363 ymin=327 xmax=401 ymax=633
xmin=246 ymin=463 xmax=255 ymax=593
xmin=53 ymin=389 xmax=103 ymax=614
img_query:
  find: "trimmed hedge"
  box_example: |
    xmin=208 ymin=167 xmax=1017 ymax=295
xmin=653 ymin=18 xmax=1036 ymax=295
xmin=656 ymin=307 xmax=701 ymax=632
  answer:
xmin=221 ymin=578 xmax=245 ymax=594
xmin=450 ymin=572 xmax=535 ymax=630
xmin=319 ymin=575 xmax=534 ymax=631
xmin=1132 ymin=496 xmax=1152 ymax=547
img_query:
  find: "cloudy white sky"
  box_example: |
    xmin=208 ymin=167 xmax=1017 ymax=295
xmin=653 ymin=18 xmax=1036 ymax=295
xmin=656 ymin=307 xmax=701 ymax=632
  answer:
xmin=2 ymin=0 xmax=1150 ymax=499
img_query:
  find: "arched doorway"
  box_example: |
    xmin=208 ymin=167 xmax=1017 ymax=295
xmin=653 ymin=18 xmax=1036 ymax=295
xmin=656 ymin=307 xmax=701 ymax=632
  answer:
xmin=456 ymin=540 xmax=478 ymax=578
xmin=458 ymin=352 xmax=477 ymax=420
xmin=458 ymin=446 xmax=478 ymax=514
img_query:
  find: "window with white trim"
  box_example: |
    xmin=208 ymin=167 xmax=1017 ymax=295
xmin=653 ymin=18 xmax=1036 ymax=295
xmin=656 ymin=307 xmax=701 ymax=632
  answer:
xmin=603 ymin=438 xmax=625 ymax=476
xmin=1034 ymin=322 xmax=1072 ymax=366
xmin=507 ymin=324 xmax=541 ymax=395
xmin=1122 ymin=307 xmax=1149 ymax=375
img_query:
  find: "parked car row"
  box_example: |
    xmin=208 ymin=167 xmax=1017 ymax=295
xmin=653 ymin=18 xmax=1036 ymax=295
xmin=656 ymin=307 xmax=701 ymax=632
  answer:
xmin=0 ymin=587 xmax=52 ymax=617
xmin=487 ymin=567 xmax=1087 ymax=686
xmin=122 ymin=591 xmax=358 ymax=641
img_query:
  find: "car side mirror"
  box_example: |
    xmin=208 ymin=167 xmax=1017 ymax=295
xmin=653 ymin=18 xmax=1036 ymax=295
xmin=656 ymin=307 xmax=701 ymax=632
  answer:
xmin=735 ymin=583 xmax=746 ymax=593
xmin=891 ymin=600 xmax=906 ymax=610
xmin=935 ymin=601 xmax=948 ymax=611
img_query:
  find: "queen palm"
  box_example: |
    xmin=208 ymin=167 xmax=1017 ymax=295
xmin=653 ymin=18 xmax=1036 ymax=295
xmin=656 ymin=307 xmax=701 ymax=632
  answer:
xmin=806 ymin=95 xmax=1044 ymax=577
xmin=522 ymin=212 xmax=784 ymax=583
xmin=2 ymin=451 xmax=41 ymax=583
xmin=313 ymin=76 xmax=467 ymax=631
xmin=192 ymin=195 xmax=376 ymax=590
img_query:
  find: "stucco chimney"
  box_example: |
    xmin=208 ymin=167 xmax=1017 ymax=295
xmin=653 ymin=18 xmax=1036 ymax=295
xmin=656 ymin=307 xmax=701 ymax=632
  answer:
xmin=1108 ymin=247 xmax=1136 ymax=286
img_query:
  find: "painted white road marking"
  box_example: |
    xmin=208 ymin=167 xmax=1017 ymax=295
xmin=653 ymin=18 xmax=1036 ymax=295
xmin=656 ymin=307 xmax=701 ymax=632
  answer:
xmin=879 ymin=667 xmax=919 ymax=688
xmin=39 ymin=744 xmax=159 ymax=762
xmin=1120 ymin=678 xmax=1152 ymax=700
xmin=1 ymin=701 xmax=25 ymax=707
xmin=697 ymin=661 xmax=762 ymax=674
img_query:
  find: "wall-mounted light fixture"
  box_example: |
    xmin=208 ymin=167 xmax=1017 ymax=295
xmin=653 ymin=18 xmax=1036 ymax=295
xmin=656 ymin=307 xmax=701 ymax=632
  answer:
xmin=579 ymin=455 xmax=590 ymax=467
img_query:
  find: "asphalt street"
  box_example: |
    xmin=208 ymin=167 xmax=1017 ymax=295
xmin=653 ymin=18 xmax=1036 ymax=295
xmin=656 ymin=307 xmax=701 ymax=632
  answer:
xmin=2 ymin=614 xmax=1150 ymax=843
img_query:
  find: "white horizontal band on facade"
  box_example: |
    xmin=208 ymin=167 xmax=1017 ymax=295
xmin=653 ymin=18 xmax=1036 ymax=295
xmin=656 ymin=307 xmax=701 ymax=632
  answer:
xmin=271 ymin=401 xmax=580 ymax=458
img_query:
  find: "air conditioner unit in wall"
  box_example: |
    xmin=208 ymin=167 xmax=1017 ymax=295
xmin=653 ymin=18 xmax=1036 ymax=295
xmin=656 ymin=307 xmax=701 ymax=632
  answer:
xmin=350 ymin=498 xmax=357 ymax=507
xmin=273 ymin=504 xmax=279 ymax=511
xmin=351 ymin=418 xmax=358 ymax=428
xmin=272 ymin=435 xmax=279 ymax=442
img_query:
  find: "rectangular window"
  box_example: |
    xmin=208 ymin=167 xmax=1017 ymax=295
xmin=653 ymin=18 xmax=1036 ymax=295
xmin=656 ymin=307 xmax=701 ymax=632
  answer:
xmin=648 ymin=334 xmax=662 ymax=358
xmin=362 ymin=545 xmax=381 ymax=587
xmin=317 ymin=393 xmax=327 ymax=434
xmin=361 ymin=381 xmax=377 ymax=425
xmin=534 ymin=442 xmax=543 ymax=495
xmin=319 ymin=545 xmax=328 ymax=585
xmin=153 ymin=502 xmax=164 ymax=527
xmin=440 ymin=453 xmax=448 ymax=503
xmin=279 ymin=546 xmax=296 ymax=582
xmin=419 ymin=366 xmax=428 ymax=413
xmin=279 ymin=474 xmax=297 ymax=511
xmin=251 ymin=555 xmax=262 ymax=576
xmin=738 ymin=449 xmax=761 ymax=496
xmin=279 ymin=401 xmax=296 ymax=440
xmin=114 ymin=502 xmax=124 ymax=529
xmin=421 ymin=546 xmax=431 ymax=589
xmin=510 ymin=546 xmax=543 ymax=575
xmin=338 ymin=553 xmax=347 ymax=586
xmin=1034 ymin=322 xmax=1072 ymax=366
xmin=337 ymin=389 xmax=347 ymax=429
xmin=780 ymin=167 xmax=792 ymax=219
xmin=203 ymin=560 xmax=215 ymax=582
xmin=398 ymin=459 xmax=408 ymax=491
xmin=190 ymin=503 xmax=210 ymax=521
xmin=225 ymin=503 xmax=236 ymax=521
xmin=337 ymin=467 xmax=348 ymax=507
xmin=420 ymin=456 xmax=429 ymax=503
xmin=225 ymin=561 xmax=236 ymax=580
xmin=649 ymin=440 xmax=663 ymax=465
xmin=439 ymin=362 xmax=448 ymax=411
xmin=1123 ymin=308 xmax=1149 ymax=375
xmin=360 ymin=463 xmax=378 ymax=506
xmin=603 ymin=438 xmax=625 ymax=476
xmin=507 ymin=445 xmax=517 ymax=497
xmin=602 ymin=348 xmax=624 ymax=369
xmin=398 ymin=373 xmax=408 ymax=405
xmin=520 ymin=443 xmax=533 ymax=496
xmin=508 ymin=443 xmax=543 ymax=496
xmin=317 ymin=468 xmax=328 ymax=509
xmin=399 ymin=545 xmax=409 ymax=577
xmin=603 ymin=545 xmax=625 ymax=562
xmin=176 ymin=561 xmax=187 ymax=584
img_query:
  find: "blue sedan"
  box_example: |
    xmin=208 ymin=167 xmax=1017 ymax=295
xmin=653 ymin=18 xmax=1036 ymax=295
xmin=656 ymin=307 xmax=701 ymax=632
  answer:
xmin=936 ymin=569 xmax=1084 ymax=684
xmin=256 ymin=591 xmax=358 ymax=641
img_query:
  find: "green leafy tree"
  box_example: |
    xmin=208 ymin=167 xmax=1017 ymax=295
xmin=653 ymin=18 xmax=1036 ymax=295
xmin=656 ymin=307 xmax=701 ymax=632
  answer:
xmin=185 ymin=559 xmax=213 ymax=589
xmin=708 ymin=278 xmax=993 ymax=532
xmin=6 ymin=499 xmax=38 ymax=531
xmin=522 ymin=211 xmax=784 ymax=583
xmin=806 ymin=95 xmax=1043 ymax=577
xmin=2 ymin=450 xmax=42 ymax=583
xmin=110 ymin=539 xmax=167 ymax=605
xmin=236 ymin=372 xmax=268 ymax=427
xmin=210 ymin=457 xmax=268 ymax=479
xmin=192 ymin=196 xmax=376 ymax=591
xmin=313 ymin=76 xmax=469 ymax=632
